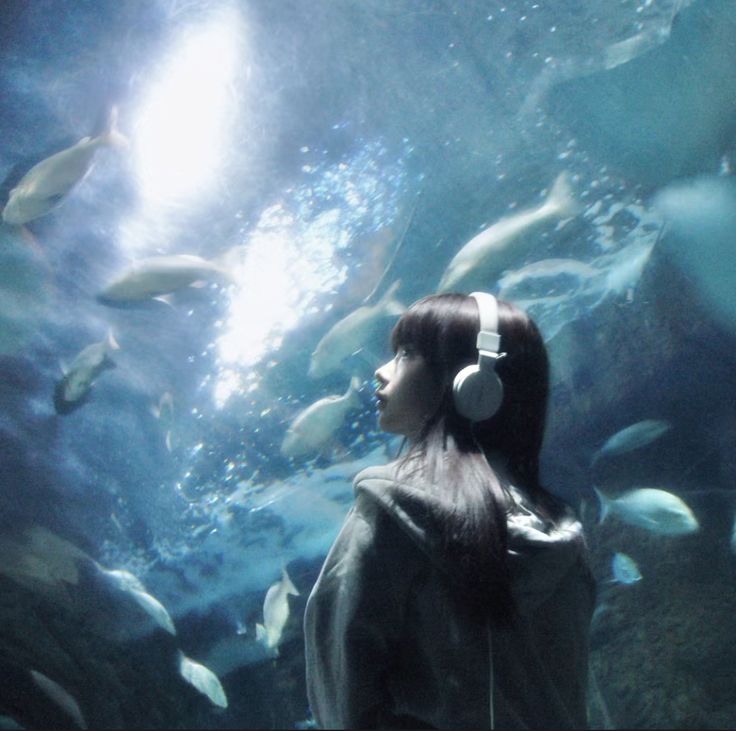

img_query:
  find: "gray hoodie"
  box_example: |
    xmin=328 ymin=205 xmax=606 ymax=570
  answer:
xmin=304 ymin=462 xmax=595 ymax=729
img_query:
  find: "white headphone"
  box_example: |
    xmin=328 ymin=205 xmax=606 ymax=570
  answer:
xmin=452 ymin=292 xmax=505 ymax=422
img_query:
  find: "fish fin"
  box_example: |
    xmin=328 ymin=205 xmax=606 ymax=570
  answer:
xmin=153 ymin=294 xmax=177 ymax=309
xmin=188 ymin=279 xmax=208 ymax=289
xmin=593 ymin=486 xmax=610 ymax=524
xmin=545 ymin=171 xmax=582 ymax=219
xmin=18 ymin=225 xmax=54 ymax=271
xmin=327 ymin=439 xmax=353 ymax=464
xmin=165 ymin=430 xmax=173 ymax=453
xmin=281 ymin=567 xmax=300 ymax=596
xmin=30 ymin=670 xmax=88 ymax=729
xmin=255 ymin=623 xmax=267 ymax=644
xmin=106 ymin=329 xmax=121 ymax=351
xmin=59 ymin=359 xmax=69 ymax=376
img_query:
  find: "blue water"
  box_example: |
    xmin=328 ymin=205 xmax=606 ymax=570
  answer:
xmin=2 ymin=0 xmax=736 ymax=728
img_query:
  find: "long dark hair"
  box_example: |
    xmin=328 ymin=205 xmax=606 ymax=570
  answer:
xmin=390 ymin=293 xmax=559 ymax=625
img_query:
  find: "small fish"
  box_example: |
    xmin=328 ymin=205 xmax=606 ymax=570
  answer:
xmin=594 ymin=486 xmax=699 ymax=535
xmin=96 ymin=251 xmax=240 ymax=306
xmin=309 ymin=280 xmax=404 ymax=379
xmin=54 ymin=331 xmax=119 ymax=415
xmin=256 ymin=567 xmax=300 ymax=655
xmin=280 ymin=376 xmax=361 ymax=459
xmin=591 ymin=419 xmax=671 ymax=466
xmin=2 ymin=108 xmax=128 ymax=225
xmin=151 ymin=391 xmax=175 ymax=452
xmin=610 ymin=552 xmax=642 ymax=585
xmin=96 ymin=565 xmax=176 ymax=635
xmin=178 ymin=652 xmax=228 ymax=708
xmin=437 ymin=171 xmax=580 ymax=293
xmin=30 ymin=670 xmax=87 ymax=729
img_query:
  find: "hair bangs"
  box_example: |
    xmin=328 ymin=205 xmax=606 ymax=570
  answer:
xmin=391 ymin=294 xmax=477 ymax=373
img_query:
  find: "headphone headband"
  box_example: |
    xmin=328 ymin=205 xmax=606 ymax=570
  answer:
xmin=470 ymin=292 xmax=501 ymax=354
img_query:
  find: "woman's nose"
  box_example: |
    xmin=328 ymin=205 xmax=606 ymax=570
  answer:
xmin=374 ymin=361 xmax=390 ymax=386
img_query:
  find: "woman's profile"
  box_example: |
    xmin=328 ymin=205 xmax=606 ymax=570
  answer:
xmin=304 ymin=292 xmax=595 ymax=729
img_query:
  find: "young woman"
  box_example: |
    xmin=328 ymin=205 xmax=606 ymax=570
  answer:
xmin=304 ymin=292 xmax=595 ymax=729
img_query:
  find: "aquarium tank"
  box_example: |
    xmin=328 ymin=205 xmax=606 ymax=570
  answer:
xmin=1 ymin=0 xmax=736 ymax=728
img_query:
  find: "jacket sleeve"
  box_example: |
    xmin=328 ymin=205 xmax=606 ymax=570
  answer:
xmin=304 ymin=493 xmax=404 ymax=729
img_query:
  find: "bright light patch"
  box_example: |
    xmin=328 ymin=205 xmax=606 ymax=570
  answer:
xmin=210 ymin=141 xmax=407 ymax=409
xmin=133 ymin=7 xmax=242 ymax=206
xmin=212 ymin=204 xmax=349 ymax=408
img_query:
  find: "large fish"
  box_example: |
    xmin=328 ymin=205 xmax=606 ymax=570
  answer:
xmin=652 ymin=175 xmax=736 ymax=335
xmin=309 ymin=280 xmax=404 ymax=379
xmin=280 ymin=376 xmax=361 ymax=459
xmin=95 ymin=564 xmax=176 ymax=636
xmin=54 ymin=331 xmax=120 ymax=415
xmin=591 ymin=419 xmax=671 ymax=466
xmin=256 ymin=567 xmax=300 ymax=656
xmin=437 ymin=171 xmax=580 ymax=293
xmin=178 ymin=652 xmax=228 ymax=708
xmin=2 ymin=109 xmax=128 ymax=225
xmin=547 ymin=0 xmax=736 ymax=189
xmin=594 ymin=486 xmax=699 ymax=535
xmin=97 ymin=252 xmax=238 ymax=306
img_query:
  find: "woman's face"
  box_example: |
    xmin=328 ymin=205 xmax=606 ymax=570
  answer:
xmin=374 ymin=345 xmax=443 ymax=439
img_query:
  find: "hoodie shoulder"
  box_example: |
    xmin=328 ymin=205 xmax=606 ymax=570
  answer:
xmin=353 ymin=461 xmax=454 ymax=563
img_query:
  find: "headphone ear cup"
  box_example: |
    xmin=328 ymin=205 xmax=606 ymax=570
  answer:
xmin=453 ymin=364 xmax=503 ymax=422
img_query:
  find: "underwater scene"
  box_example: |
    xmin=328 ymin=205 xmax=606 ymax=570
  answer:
xmin=1 ymin=0 xmax=736 ymax=727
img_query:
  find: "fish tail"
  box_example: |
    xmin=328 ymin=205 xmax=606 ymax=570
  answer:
xmin=255 ymin=623 xmax=268 ymax=644
xmin=212 ymin=245 xmax=245 ymax=285
xmin=379 ymin=279 xmax=405 ymax=316
xmin=593 ymin=486 xmax=610 ymax=524
xmin=281 ymin=567 xmax=300 ymax=596
xmin=545 ymin=171 xmax=581 ymax=219
xmin=98 ymin=106 xmax=129 ymax=149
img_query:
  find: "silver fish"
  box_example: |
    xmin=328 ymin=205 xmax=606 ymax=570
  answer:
xmin=309 ymin=281 xmax=403 ymax=379
xmin=256 ymin=567 xmax=300 ymax=655
xmin=96 ymin=564 xmax=176 ymax=635
xmin=54 ymin=331 xmax=120 ymax=415
xmin=437 ymin=172 xmax=580 ymax=293
xmin=595 ymin=486 xmax=699 ymax=535
xmin=30 ymin=670 xmax=87 ymax=729
xmin=611 ymin=552 xmax=642 ymax=585
xmin=97 ymin=252 xmax=238 ymax=306
xmin=281 ymin=376 xmax=361 ymax=459
xmin=592 ymin=419 xmax=671 ymax=466
xmin=178 ymin=652 xmax=228 ymax=708
xmin=2 ymin=109 xmax=127 ymax=225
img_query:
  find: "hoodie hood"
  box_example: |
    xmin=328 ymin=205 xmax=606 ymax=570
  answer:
xmin=354 ymin=462 xmax=587 ymax=613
